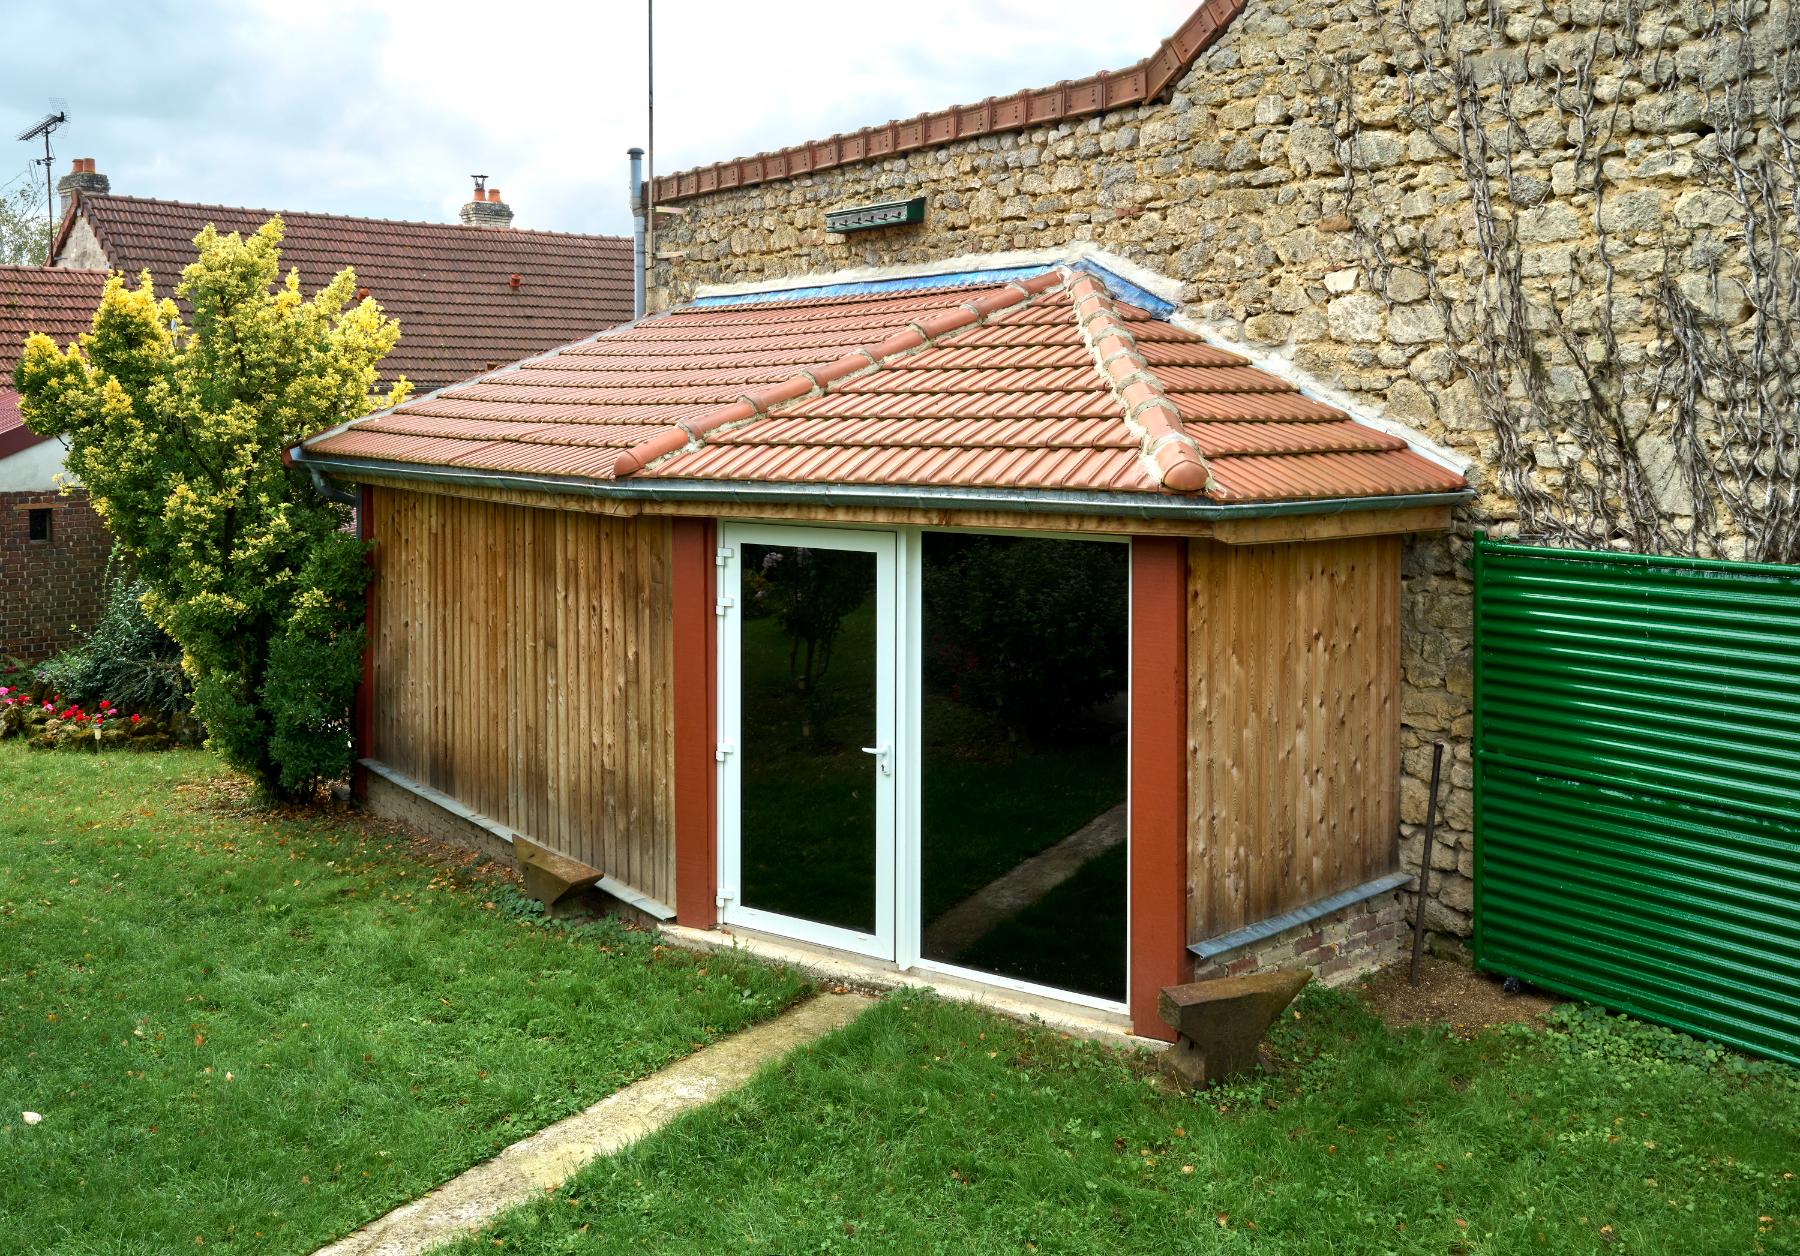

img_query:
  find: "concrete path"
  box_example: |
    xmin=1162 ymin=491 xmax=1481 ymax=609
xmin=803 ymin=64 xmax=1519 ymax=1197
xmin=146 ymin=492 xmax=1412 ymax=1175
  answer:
xmin=314 ymin=992 xmax=867 ymax=1256
xmin=921 ymin=803 xmax=1126 ymax=958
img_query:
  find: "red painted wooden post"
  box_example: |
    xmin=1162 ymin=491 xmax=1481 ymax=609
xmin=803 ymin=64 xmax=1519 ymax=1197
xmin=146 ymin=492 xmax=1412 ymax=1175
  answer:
xmin=671 ymin=517 xmax=719 ymax=927
xmin=351 ymin=483 xmax=376 ymax=799
xmin=1129 ymin=535 xmax=1190 ymax=1040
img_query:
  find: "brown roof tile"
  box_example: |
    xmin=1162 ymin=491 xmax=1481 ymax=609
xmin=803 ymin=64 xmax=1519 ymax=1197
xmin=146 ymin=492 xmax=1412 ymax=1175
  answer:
xmin=0 ymin=265 xmax=108 ymax=450
xmin=302 ymin=266 xmax=1468 ymax=507
xmin=63 ymin=195 xmax=633 ymax=392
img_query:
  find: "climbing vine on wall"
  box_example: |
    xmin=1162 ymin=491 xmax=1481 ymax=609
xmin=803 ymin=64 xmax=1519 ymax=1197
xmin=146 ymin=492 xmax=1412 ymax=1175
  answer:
xmin=1325 ymin=0 xmax=1799 ymax=562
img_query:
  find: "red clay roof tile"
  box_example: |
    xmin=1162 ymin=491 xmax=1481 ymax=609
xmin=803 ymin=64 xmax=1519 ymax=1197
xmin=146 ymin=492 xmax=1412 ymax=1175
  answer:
xmin=0 ymin=265 xmax=109 ymax=450
xmin=301 ymin=266 xmax=1468 ymax=506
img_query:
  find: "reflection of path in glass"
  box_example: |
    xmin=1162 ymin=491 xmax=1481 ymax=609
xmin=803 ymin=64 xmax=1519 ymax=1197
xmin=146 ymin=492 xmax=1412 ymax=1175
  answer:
xmin=920 ymin=802 xmax=1127 ymax=960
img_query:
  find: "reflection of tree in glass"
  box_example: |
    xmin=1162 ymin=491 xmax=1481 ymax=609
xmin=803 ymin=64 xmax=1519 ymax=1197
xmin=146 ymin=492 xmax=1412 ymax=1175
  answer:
xmin=923 ymin=536 xmax=1127 ymax=739
xmin=745 ymin=547 xmax=870 ymax=741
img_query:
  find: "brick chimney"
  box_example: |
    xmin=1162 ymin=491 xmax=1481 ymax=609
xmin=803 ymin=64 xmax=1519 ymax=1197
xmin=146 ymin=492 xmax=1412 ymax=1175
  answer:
xmin=459 ymin=177 xmax=513 ymax=229
xmin=56 ymin=158 xmax=109 ymax=218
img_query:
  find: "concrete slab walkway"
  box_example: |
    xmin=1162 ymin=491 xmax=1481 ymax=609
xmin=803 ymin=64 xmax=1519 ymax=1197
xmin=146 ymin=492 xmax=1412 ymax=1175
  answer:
xmin=314 ymin=992 xmax=868 ymax=1256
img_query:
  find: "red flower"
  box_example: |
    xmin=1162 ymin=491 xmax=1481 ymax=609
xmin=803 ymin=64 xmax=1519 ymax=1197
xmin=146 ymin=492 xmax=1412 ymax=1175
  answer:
xmin=99 ymin=700 xmax=111 ymax=711
xmin=130 ymin=713 xmax=142 ymax=725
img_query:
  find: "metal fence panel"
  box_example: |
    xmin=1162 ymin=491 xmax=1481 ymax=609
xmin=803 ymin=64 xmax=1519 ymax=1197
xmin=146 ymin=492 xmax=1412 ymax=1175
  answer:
xmin=1473 ymin=536 xmax=1800 ymax=1066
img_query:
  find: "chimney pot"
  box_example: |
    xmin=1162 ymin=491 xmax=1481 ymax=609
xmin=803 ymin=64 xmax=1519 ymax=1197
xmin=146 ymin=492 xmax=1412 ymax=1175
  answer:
xmin=460 ymin=180 xmax=514 ymax=228
xmin=56 ymin=158 xmax=110 ymax=221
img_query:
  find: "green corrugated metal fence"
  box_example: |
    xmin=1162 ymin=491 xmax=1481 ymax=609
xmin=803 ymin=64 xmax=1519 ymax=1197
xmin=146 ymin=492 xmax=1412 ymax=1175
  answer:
xmin=1473 ymin=536 xmax=1800 ymax=1066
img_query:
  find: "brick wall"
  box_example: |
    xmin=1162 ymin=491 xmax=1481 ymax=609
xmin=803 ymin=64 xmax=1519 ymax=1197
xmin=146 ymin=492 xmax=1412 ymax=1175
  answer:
xmin=0 ymin=491 xmax=112 ymax=661
xmin=1191 ymin=893 xmax=1411 ymax=989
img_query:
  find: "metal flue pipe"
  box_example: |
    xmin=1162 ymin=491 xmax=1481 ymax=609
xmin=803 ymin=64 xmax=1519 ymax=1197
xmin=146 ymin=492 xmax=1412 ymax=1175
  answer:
xmin=628 ymin=146 xmax=646 ymax=320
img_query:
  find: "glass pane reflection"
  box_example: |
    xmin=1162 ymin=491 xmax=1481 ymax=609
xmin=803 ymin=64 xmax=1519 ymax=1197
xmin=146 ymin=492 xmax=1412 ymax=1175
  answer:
xmin=919 ymin=534 xmax=1129 ymax=1001
xmin=738 ymin=543 xmax=879 ymax=934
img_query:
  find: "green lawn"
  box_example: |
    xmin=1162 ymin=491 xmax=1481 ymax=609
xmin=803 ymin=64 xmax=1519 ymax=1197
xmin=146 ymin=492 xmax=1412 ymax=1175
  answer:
xmin=0 ymin=745 xmax=808 ymax=1254
xmin=449 ymin=987 xmax=1798 ymax=1255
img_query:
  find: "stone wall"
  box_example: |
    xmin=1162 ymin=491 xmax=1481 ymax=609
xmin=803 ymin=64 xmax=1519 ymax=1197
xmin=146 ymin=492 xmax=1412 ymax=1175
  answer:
xmin=0 ymin=490 xmax=112 ymax=662
xmin=649 ymin=0 xmax=1797 ymax=938
xmin=53 ymin=218 xmax=107 ymax=271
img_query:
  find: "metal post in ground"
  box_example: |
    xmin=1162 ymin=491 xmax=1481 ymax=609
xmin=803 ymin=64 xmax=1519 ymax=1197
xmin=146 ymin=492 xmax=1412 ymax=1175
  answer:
xmin=1408 ymin=740 xmax=1446 ymax=987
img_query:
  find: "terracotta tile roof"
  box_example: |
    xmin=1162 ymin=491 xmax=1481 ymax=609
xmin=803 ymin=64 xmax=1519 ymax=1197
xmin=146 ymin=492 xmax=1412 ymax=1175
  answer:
xmin=1 ymin=265 xmax=107 ymax=377
xmin=652 ymin=0 xmax=1245 ymax=203
xmin=302 ymin=267 xmax=1467 ymax=506
xmin=62 ymin=196 xmax=633 ymax=392
xmin=1 ymin=265 xmax=108 ymax=456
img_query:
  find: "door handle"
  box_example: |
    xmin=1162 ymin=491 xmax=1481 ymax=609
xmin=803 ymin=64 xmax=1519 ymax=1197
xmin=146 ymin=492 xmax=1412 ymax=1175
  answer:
xmin=860 ymin=743 xmax=892 ymax=777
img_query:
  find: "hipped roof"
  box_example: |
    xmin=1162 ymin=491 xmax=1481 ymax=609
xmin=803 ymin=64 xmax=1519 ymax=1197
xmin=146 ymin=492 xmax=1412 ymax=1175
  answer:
xmin=300 ymin=265 xmax=1466 ymax=507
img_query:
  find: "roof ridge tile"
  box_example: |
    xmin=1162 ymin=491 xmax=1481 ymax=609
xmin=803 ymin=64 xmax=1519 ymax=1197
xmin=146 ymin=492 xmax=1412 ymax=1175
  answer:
xmin=1066 ymin=271 xmax=1216 ymax=496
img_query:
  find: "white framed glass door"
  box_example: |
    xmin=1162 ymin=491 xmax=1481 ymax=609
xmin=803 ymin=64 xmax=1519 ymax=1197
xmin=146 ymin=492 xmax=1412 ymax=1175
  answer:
xmin=717 ymin=524 xmax=898 ymax=959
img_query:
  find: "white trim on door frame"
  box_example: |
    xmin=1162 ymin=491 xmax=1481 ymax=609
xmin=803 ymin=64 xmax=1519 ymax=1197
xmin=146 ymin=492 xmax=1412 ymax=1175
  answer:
xmin=716 ymin=523 xmax=899 ymax=960
xmin=717 ymin=521 xmax=1132 ymax=1016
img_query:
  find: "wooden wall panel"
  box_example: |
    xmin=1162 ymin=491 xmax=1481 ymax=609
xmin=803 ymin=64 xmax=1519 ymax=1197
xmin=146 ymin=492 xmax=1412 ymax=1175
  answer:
xmin=368 ymin=487 xmax=677 ymax=907
xmin=1185 ymin=535 xmax=1401 ymax=942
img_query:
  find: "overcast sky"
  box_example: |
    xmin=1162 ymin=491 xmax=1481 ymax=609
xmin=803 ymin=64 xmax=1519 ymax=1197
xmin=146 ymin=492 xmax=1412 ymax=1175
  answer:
xmin=3 ymin=0 xmax=1189 ymax=238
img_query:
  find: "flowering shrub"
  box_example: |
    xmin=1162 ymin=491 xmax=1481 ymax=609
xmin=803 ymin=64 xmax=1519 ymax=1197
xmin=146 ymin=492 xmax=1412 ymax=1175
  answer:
xmin=0 ymin=684 xmax=192 ymax=752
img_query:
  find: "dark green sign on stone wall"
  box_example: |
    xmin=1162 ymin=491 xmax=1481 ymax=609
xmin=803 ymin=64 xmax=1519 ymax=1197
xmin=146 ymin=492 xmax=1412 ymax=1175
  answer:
xmin=1472 ymin=535 xmax=1800 ymax=1066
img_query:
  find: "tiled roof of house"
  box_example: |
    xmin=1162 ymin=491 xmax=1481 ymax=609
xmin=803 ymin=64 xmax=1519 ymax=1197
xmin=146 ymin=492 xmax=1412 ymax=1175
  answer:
xmin=1 ymin=265 xmax=108 ymax=456
xmin=60 ymin=195 xmax=635 ymax=391
xmin=301 ymin=266 xmax=1466 ymax=506
xmin=652 ymin=0 xmax=1244 ymax=203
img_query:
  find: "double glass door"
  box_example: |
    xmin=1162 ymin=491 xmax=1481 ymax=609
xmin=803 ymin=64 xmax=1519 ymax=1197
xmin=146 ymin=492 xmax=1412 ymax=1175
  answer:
xmin=717 ymin=523 xmax=1131 ymax=1007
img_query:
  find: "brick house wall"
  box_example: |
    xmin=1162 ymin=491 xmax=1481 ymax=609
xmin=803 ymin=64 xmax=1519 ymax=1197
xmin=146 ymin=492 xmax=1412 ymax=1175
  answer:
xmin=645 ymin=0 xmax=1796 ymax=939
xmin=0 ymin=491 xmax=112 ymax=662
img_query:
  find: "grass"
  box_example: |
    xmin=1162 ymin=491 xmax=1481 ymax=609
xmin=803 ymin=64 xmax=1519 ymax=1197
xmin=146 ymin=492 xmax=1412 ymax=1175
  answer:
xmin=0 ymin=745 xmax=809 ymax=1254
xmin=448 ymin=986 xmax=1799 ymax=1255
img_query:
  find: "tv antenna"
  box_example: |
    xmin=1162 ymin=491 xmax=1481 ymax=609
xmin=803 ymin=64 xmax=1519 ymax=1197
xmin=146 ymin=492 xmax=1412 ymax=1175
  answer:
xmin=16 ymin=109 xmax=68 ymax=265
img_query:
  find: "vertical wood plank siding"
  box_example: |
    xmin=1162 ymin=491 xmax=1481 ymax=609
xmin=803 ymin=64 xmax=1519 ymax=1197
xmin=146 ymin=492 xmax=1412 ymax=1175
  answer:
xmin=369 ymin=487 xmax=677 ymax=905
xmin=1185 ymin=535 xmax=1401 ymax=942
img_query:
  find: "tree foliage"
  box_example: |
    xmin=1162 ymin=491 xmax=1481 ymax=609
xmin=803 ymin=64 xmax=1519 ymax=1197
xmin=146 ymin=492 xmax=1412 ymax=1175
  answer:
xmin=923 ymin=536 xmax=1128 ymax=736
xmin=13 ymin=218 xmax=409 ymax=796
xmin=0 ymin=180 xmax=53 ymax=265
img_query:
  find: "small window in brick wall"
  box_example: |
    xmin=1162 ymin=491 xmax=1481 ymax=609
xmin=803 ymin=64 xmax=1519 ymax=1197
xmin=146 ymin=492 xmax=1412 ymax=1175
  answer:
xmin=27 ymin=508 xmax=52 ymax=543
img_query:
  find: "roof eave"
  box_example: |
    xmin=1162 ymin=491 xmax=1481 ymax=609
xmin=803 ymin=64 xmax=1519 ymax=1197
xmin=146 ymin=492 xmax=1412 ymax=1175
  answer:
xmin=286 ymin=446 xmax=1473 ymax=522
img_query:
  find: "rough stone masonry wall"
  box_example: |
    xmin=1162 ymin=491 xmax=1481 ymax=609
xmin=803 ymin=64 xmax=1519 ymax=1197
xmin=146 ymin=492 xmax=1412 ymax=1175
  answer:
xmin=0 ymin=490 xmax=112 ymax=662
xmin=650 ymin=0 xmax=1798 ymax=937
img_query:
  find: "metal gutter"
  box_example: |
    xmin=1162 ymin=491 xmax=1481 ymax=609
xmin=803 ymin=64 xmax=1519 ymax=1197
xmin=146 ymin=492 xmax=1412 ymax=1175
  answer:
xmin=1188 ymin=871 xmax=1415 ymax=961
xmin=288 ymin=447 xmax=1473 ymax=522
xmin=307 ymin=463 xmax=358 ymax=506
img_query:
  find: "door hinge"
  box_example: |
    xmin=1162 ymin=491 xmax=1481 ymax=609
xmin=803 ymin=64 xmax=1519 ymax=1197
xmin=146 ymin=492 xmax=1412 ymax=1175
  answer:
xmin=716 ymin=886 xmax=736 ymax=908
xmin=715 ymin=741 xmax=735 ymax=761
xmin=715 ymin=595 xmax=734 ymax=616
xmin=715 ymin=545 xmax=733 ymax=565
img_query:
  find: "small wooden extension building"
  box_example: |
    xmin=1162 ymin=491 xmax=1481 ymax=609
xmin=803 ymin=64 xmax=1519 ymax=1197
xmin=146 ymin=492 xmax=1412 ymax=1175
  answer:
xmin=295 ymin=259 xmax=1468 ymax=1038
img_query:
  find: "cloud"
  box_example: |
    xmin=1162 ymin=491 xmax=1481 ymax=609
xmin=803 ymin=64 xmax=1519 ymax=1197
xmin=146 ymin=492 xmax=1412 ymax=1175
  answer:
xmin=2 ymin=0 xmax=1190 ymax=235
